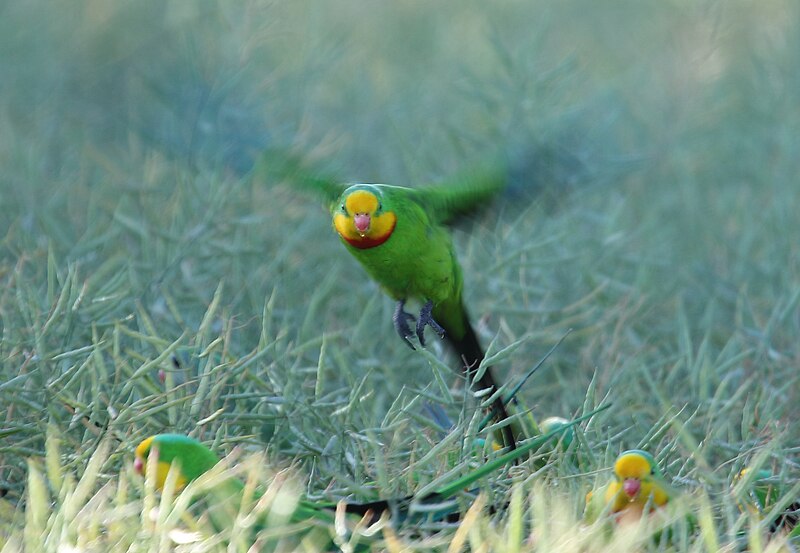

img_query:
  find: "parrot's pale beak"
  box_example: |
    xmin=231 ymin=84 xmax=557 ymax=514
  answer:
xmin=134 ymin=456 xmax=144 ymax=475
xmin=623 ymin=478 xmax=641 ymax=498
xmin=354 ymin=213 xmax=371 ymax=234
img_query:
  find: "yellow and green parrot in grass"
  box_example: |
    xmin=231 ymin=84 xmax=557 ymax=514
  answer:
xmin=134 ymin=434 xmax=219 ymax=491
xmin=734 ymin=468 xmax=800 ymax=535
xmin=135 ymin=434 xmax=339 ymax=527
xmin=133 ymin=412 xmax=602 ymax=533
xmin=585 ymin=450 xmax=672 ymax=523
xmin=267 ymin=154 xmax=517 ymax=449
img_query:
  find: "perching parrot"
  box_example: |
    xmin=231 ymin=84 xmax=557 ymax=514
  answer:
xmin=265 ymin=153 xmax=517 ymax=450
xmin=585 ymin=450 xmax=672 ymax=523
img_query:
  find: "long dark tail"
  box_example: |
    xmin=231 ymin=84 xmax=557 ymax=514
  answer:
xmin=446 ymin=317 xmax=517 ymax=451
xmin=339 ymin=492 xmax=462 ymax=524
xmin=771 ymin=501 xmax=800 ymax=533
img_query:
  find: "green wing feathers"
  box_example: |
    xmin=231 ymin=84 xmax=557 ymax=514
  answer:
xmin=414 ymin=159 xmax=509 ymax=225
xmin=259 ymin=148 xmax=508 ymax=221
xmin=255 ymin=149 xmax=348 ymax=208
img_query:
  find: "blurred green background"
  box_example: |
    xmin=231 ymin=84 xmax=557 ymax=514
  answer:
xmin=0 ymin=0 xmax=798 ymax=536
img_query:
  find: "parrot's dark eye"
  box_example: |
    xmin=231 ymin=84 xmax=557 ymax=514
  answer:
xmin=378 ymin=202 xmax=382 ymax=211
xmin=340 ymin=203 xmax=346 ymax=212
xmin=650 ymin=469 xmax=655 ymax=475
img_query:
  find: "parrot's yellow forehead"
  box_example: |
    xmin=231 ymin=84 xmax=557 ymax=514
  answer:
xmin=345 ymin=189 xmax=379 ymax=214
xmin=136 ymin=436 xmax=155 ymax=459
xmin=615 ymin=453 xmax=652 ymax=479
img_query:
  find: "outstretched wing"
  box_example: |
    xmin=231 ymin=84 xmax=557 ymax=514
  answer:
xmin=255 ymin=149 xmax=349 ymax=209
xmin=411 ymin=158 xmax=509 ymax=226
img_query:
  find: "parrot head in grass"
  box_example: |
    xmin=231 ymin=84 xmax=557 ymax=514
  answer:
xmin=586 ymin=450 xmax=671 ymax=522
xmin=539 ymin=416 xmax=574 ymax=449
xmin=134 ymin=433 xmax=220 ymax=491
xmin=735 ymin=467 xmax=799 ymax=534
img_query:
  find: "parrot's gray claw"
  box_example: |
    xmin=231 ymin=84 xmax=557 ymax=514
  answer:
xmin=416 ymin=299 xmax=446 ymax=347
xmin=393 ymin=300 xmax=417 ymax=350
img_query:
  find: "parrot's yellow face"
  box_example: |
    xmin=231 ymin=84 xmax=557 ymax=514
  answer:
xmin=604 ymin=451 xmax=668 ymax=513
xmin=333 ymin=187 xmax=397 ymax=249
xmin=735 ymin=467 xmax=782 ymax=514
xmin=134 ymin=436 xmax=187 ymax=491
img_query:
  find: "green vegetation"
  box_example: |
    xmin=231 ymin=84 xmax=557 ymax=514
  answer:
xmin=1 ymin=0 xmax=798 ymax=550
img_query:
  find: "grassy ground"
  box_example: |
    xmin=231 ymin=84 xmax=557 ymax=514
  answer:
xmin=1 ymin=0 xmax=799 ymax=551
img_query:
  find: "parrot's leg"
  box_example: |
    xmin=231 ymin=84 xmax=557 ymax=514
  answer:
xmin=393 ymin=300 xmax=417 ymax=350
xmin=416 ymin=299 xmax=446 ymax=346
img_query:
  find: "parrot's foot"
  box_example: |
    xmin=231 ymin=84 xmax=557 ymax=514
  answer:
xmin=416 ymin=299 xmax=446 ymax=347
xmin=393 ymin=300 xmax=417 ymax=350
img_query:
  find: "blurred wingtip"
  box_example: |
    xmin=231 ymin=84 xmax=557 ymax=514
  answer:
xmin=252 ymin=148 xmax=347 ymax=206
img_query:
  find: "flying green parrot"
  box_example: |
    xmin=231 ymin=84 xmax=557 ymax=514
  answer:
xmin=266 ymin=153 xmax=517 ymax=450
xmin=585 ymin=450 xmax=673 ymax=523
